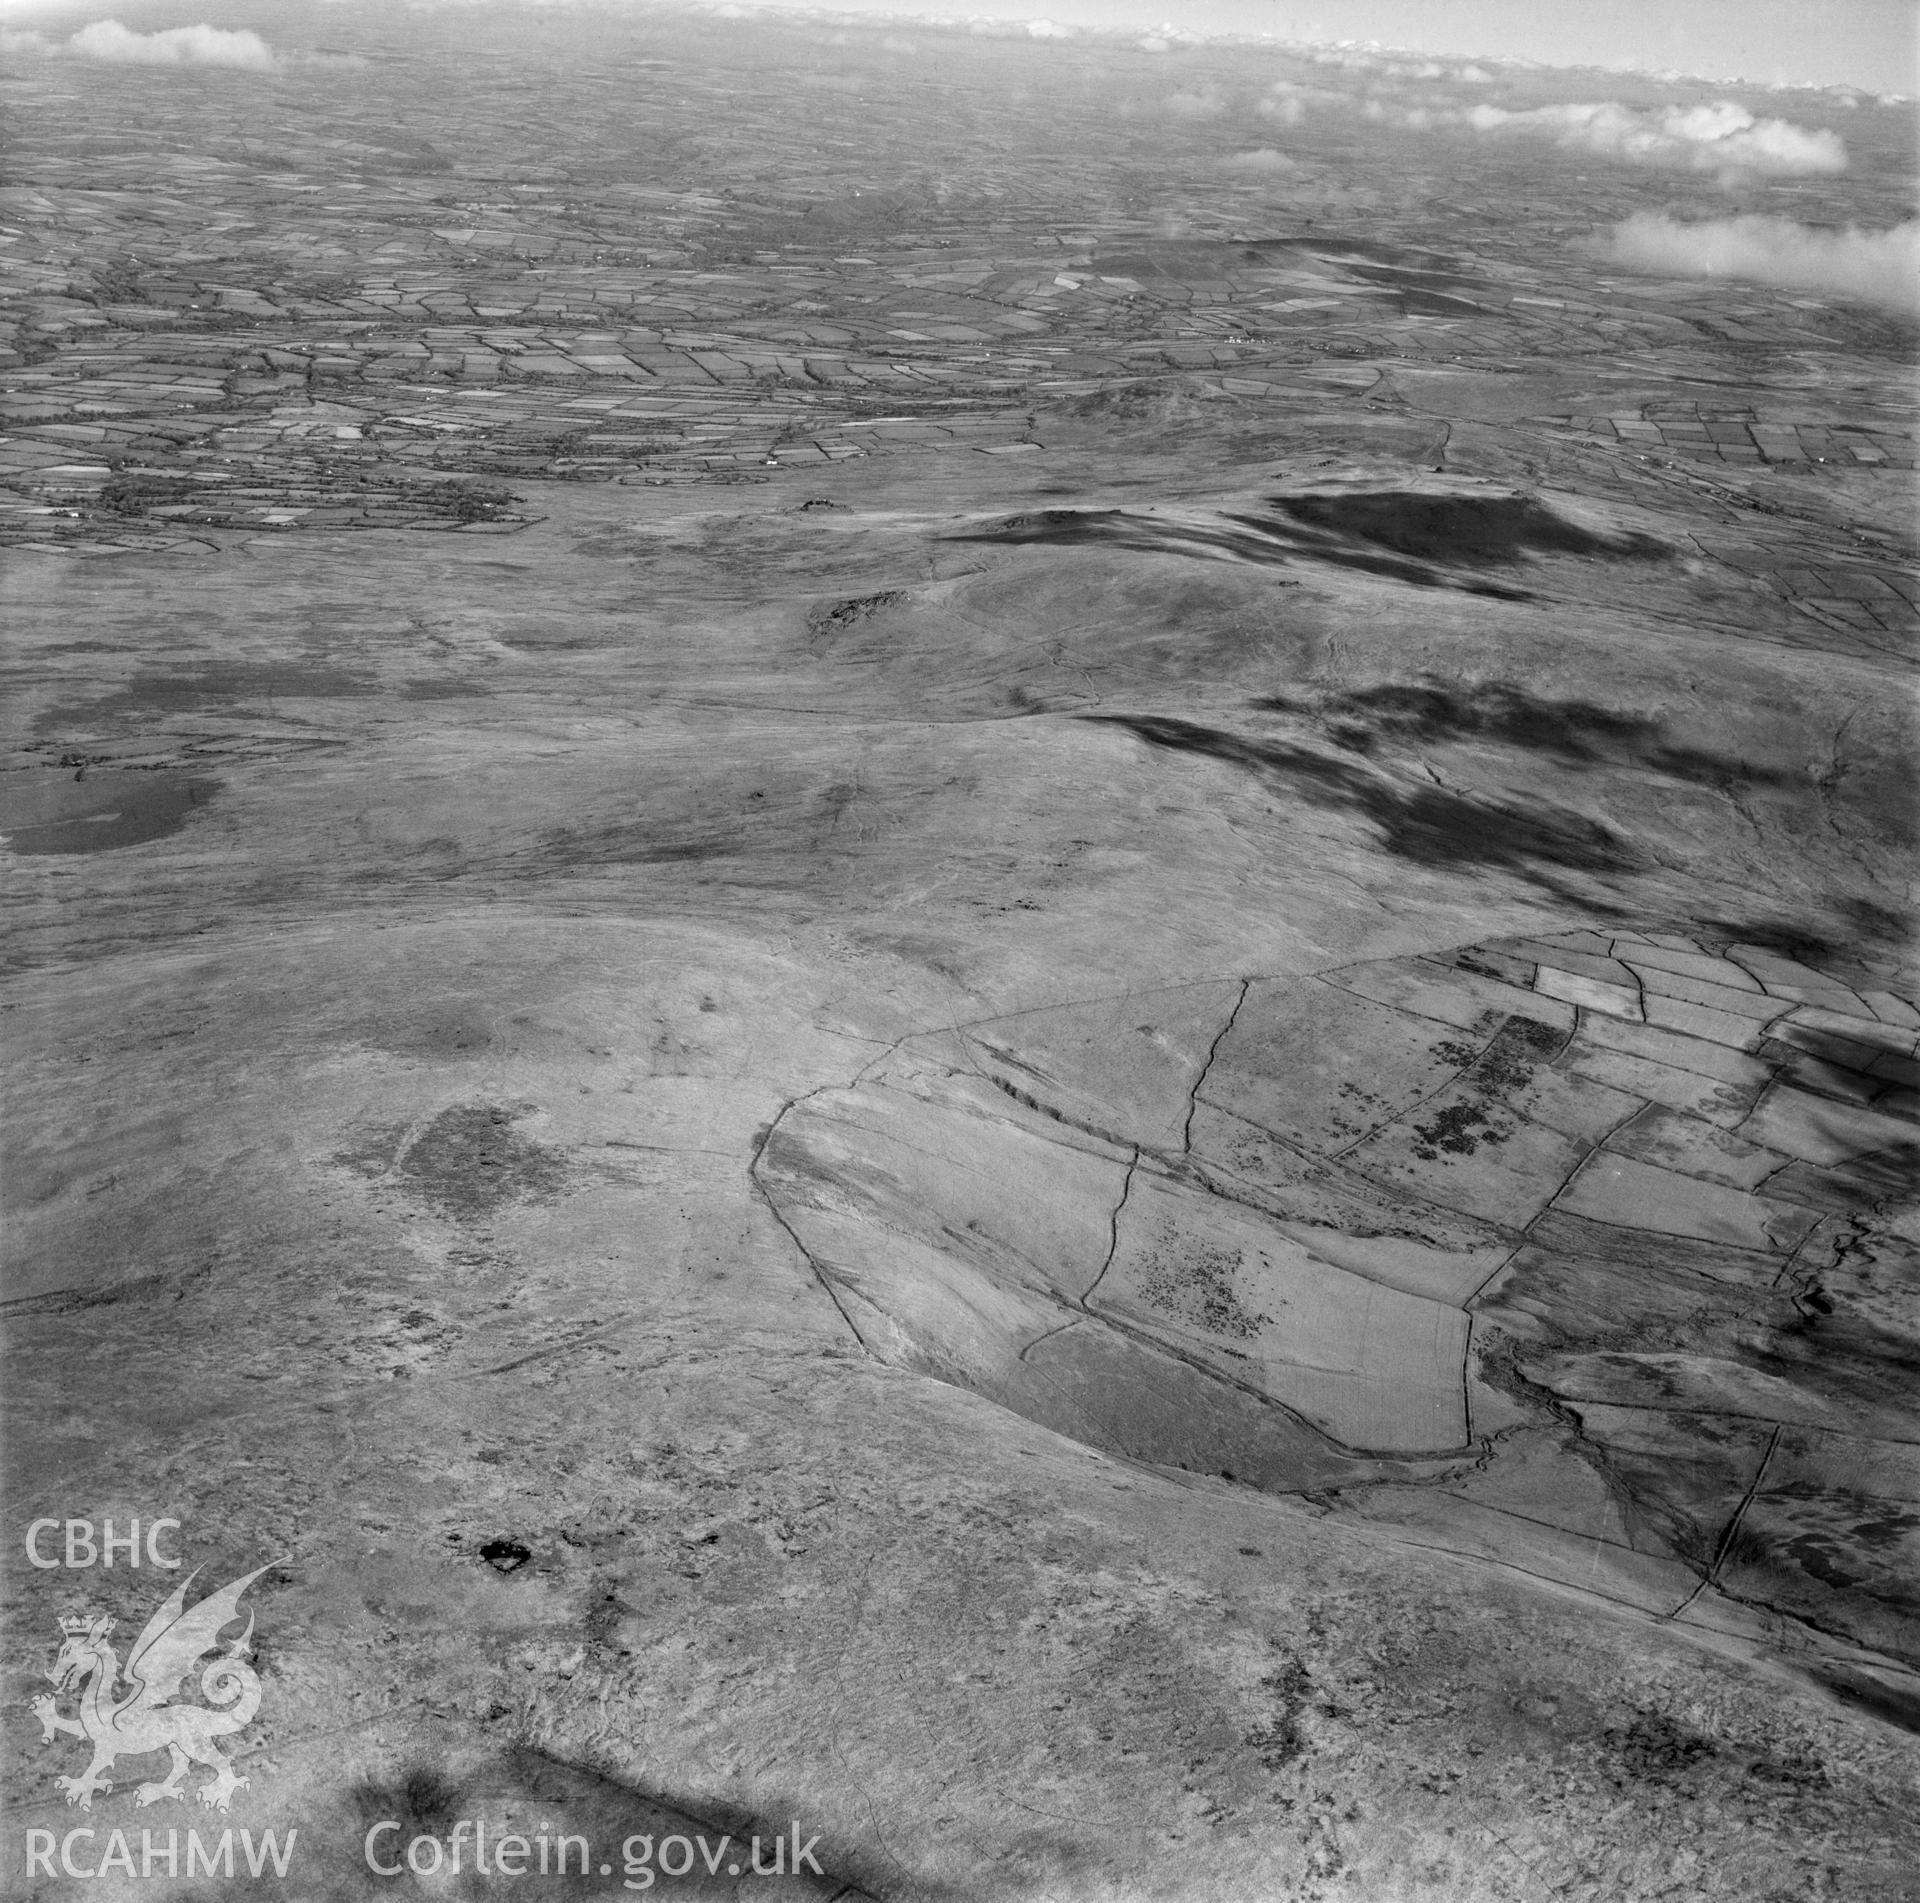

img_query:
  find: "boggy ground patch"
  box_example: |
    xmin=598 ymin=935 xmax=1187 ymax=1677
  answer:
xmin=335 ymin=1102 xmax=569 ymax=1220
xmin=0 ymin=769 xmax=220 ymax=854
xmin=35 ymin=666 xmax=378 ymax=735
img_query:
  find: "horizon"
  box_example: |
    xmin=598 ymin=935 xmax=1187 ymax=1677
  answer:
xmin=0 ymin=0 xmax=1915 ymax=93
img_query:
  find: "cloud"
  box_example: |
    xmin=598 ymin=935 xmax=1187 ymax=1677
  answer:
xmin=1259 ymin=79 xmax=1345 ymax=125
xmin=1335 ymin=84 xmax=1847 ymax=180
xmin=1221 ymin=147 xmax=1300 ymax=172
xmin=1164 ymin=84 xmax=1226 ymax=116
xmin=1254 ymin=55 xmax=1847 ymax=183
xmin=1604 ymin=213 xmax=1920 ymax=315
xmin=1460 ymin=98 xmax=1846 ymax=177
xmin=65 ymin=19 xmax=276 ymax=68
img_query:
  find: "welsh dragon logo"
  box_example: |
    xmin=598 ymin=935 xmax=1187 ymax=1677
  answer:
xmin=32 ymin=1565 xmax=268 ymax=1812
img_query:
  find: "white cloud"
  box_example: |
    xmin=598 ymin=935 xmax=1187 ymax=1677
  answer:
xmin=0 ymin=25 xmax=51 ymax=53
xmin=1468 ymin=99 xmax=1845 ymax=177
xmin=1259 ymin=78 xmax=1344 ymax=125
xmin=1605 ymin=213 xmax=1920 ymax=315
xmin=1164 ymin=84 xmax=1226 ymax=116
xmin=1252 ymin=52 xmax=1847 ymax=184
xmin=64 ymin=19 xmax=277 ymax=68
xmin=1352 ymin=92 xmax=1847 ymax=179
xmin=1221 ymin=147 xmax=1300 ymax=172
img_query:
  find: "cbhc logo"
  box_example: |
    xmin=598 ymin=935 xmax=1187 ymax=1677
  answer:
xmin=24 ymin=1520 xmax=182 ymax=1570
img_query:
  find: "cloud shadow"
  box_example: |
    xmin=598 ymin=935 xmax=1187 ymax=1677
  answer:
xmin=955 ymin=492 xmax=1666 ymax=601
xmin=1082 ymin=711 xmax=1635 ymax=879
xmin=1254 ymin=677 xmax=1789 ymax=787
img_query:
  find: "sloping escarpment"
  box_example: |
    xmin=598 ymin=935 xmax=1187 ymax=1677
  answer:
xmin=756 ymin=930 xmax=1920 ymax=1691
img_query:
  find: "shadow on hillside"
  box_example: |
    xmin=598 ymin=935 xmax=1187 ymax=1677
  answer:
xmin=1254 ymin=678 xmax=1786 ymax=787
xmin=955 ymin=492 xmax=1665 ymax=600
xmin=1257 ymin=491 xmax=1665 ymax=568
xmin=1082 ymin=712 xmax=1634 ymax=879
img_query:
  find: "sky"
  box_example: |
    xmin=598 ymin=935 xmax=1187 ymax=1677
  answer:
xmin=0 ymin=0 xmax=1913 ymax=90
xmin=857 ymin=0 xmax=1919 ymax=91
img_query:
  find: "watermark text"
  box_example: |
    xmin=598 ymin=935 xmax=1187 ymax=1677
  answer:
xmin=364 ymin=1819 xmax=824 ymax=1889
xmin=25 ymin=1518 xmax=182 ymax=1570
xmin=26 ymin=1828 xmax=296 ymax=1881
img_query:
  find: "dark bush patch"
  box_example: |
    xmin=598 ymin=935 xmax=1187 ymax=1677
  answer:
xmin=96 ymin=474 xmax=200 ymax=516
xmin=1247 ymin=1656 xmax=1315 ymax=1770
xmin=408 ymin=478 xmax=517 ymax=524
xmin=1603 ymin=1711 xmax=1717 ymax=1786
xmin=479 ymin=1539 xmax=532 ymax=1573
xmin=91 ymin=256 xmax=146 ymax=305
xmin=808 ymin=590 xmax=910 ymax=633
xmin=1411 ymin=1099 xmax=1503 ymax=1159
